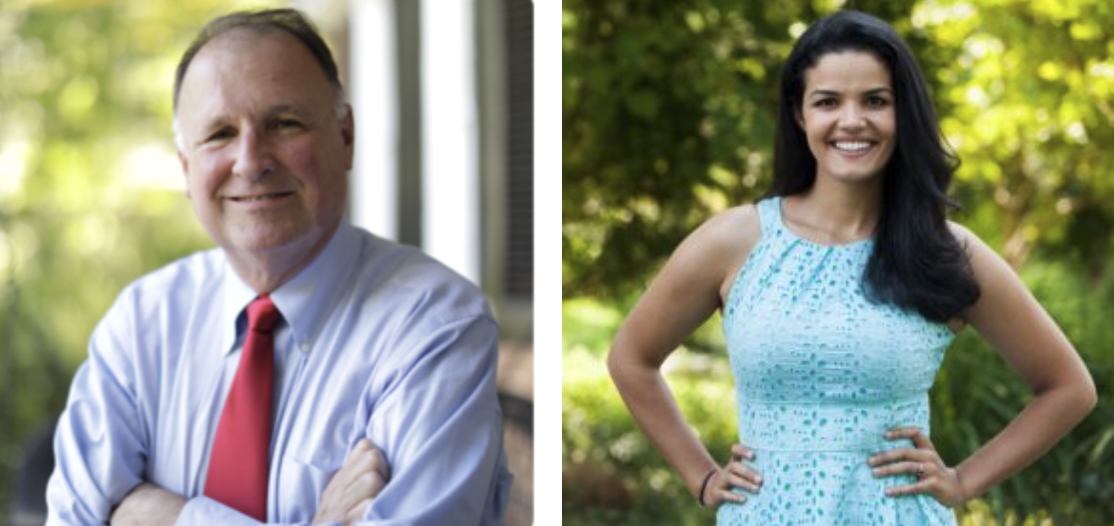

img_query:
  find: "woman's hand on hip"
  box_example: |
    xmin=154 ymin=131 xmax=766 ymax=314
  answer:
xmin=869 ymin=427 xmax=969 ymax=507
xmin=702 ymin=444 xmax=764 ymax=508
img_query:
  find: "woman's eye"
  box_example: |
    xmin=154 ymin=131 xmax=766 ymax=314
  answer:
xmin=867 ymin=96 xmax=889 ymax=107
xmin=815 ymin=98 xmax=836 ymax=108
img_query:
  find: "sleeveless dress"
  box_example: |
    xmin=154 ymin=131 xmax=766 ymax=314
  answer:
xmin=718 ymin=197 xmax=959 ymax=525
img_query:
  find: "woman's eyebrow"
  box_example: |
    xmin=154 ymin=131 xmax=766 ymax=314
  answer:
xmin=808 ymin=87 xmax=894 ymax=98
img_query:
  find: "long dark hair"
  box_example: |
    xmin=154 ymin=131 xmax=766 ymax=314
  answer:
xmin=768 ymin=9 xmax=979 ymax=322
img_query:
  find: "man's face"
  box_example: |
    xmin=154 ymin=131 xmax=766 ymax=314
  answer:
xmin=175 ymin=29 xmax=353 ymax=262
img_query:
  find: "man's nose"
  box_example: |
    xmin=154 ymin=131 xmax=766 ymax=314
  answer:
xmin=232 ymin=127 xmax=275 ymax=180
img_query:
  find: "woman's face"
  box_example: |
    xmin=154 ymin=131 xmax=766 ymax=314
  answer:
xmin=797 ymin=50 xmax=896 ymax=186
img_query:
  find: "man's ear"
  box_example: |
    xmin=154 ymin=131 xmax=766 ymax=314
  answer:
xmin=341 ymin=104 xmax=354 ymax=171
xmin=178 ymin=150 xmax=191 ymax=199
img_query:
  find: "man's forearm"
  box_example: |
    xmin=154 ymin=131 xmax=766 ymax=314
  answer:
xmin=110 ymin=483 xmax=187 ymax=526
xmin=109 ymin=439 xmax=385 ymax=526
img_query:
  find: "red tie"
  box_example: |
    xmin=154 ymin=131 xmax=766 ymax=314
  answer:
xmin=205 ymin=294 xmax=281 ymax=520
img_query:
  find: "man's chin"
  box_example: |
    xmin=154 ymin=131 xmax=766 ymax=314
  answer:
xmin=222 ymin=227 xmax=316 ymax=256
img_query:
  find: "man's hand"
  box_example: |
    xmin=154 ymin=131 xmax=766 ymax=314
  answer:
xmin=109 ymin=439 xmax=388 ymax=526
xmin=110 ymin=482 xmax=188 ymax=526
xmin=313 ymin=438 xmax=391 ymax=526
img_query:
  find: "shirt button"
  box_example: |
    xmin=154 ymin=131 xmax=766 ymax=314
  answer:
xmin=300 ymin=342 xmax=310 ymax=351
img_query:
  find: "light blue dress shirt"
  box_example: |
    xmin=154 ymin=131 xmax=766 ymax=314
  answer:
xmin=46 ymin=220 xmax=512 ymax=525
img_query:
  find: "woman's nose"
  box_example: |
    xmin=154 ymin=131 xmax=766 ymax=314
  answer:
xmin=838 ymin=104 xmax=866 ymax=130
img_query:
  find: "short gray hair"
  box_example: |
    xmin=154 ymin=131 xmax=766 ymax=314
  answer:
xmin=171 ymin=8 xmax=347 ymax=150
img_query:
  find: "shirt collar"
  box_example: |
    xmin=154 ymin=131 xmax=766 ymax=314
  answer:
xmin=220 ymin=262 xmax=259 ymax=356
xmin=219 ymin=219 xmax=362 ymax=355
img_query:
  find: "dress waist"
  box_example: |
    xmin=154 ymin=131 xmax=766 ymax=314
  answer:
xmin=737 ymin=395 xmax=928 ymax=452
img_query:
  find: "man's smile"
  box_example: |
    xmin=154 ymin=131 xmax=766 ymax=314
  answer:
xmin=228 ymin=191 xmax=295 ymax=203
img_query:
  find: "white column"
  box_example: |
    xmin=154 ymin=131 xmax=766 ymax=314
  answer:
xmin=350 ymin=0 xmax=399 ymax=240
xmin=420 ymin=0 xmax=480 ymax=284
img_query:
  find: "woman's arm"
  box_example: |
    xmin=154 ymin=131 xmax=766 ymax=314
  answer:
xmin=949 ymin=223 xmax=1097 ymax=501
xmin=607 ymin=205 xmax=761 ymax=506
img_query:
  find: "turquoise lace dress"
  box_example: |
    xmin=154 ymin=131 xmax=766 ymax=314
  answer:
xmin=719 ymin=197 xmax=958 ymax=525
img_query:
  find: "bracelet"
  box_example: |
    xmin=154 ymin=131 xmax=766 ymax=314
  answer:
xmin=697 ymin=468 xmax=718 ymax=507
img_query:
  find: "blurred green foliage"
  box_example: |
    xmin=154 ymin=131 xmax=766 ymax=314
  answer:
xmin=0 ymin=0 xmax=279 ymax=517
xmin=564 ymin=0 xmax=1114 ymax=298
xmin=563 ymin=0 xmax=1114 ymax=524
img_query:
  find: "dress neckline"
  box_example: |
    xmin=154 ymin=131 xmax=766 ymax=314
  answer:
xmin=773 ymin=196 xmax=874 ymax=249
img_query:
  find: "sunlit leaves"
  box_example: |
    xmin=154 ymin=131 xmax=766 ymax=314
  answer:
xmin=914 ymin=0 xmax=1114 ymax=268
xmin=0 ymin=0 xmax=282 ymax=508
xmin=563 ymin=0 xmax=800 ymax=298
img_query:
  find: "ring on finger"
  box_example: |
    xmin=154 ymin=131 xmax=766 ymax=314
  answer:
xmin=915 ymin=462 xmax=926 ymax=478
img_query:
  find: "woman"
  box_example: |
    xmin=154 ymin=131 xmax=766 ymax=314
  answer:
xmin=607 ymin=10 xmax=1096 ymax=525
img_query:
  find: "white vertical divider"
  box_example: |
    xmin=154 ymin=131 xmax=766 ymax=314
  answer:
xmin=420 ymin=0 xmax=481 ymax=284
xmin=350 ymin=0 xmax=399 ymax=240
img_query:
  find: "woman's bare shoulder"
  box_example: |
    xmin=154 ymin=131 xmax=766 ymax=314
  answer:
xmin=945 ymin=220 xmax=976 ymax=243
xmin=689 ymin=203 xmax=762 ymax=260
xmin=676 ymin=204 xmax=764 ymax=300
xmin=945 ymin=220 xmax=992 ymax=261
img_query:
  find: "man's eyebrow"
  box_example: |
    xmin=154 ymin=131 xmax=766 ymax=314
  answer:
xmin=264 ymin=103 xmax=314 ymax=120
xmin=808 ymin=87 xmax=894 ymax=98
xmin=188 ymin=104 xmax=317 ymax=143
xmin=187 ymin=116 xmax=231 ymax=146
xmin=198 ymin=115 xmax=230 ymax=132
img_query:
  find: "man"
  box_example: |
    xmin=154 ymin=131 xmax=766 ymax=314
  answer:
xmin=46 ymin=9 xmax=512 ymax=526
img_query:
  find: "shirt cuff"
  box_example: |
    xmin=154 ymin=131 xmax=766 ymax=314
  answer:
xmin=175 ymin=496 xmax=260 ymax=526
xmin=174 ymin=497 xmax=348 ymax=526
